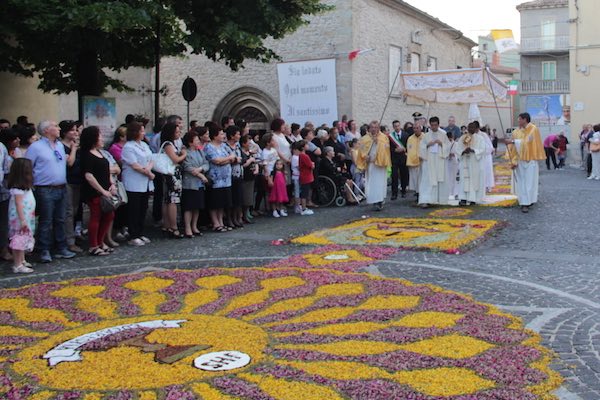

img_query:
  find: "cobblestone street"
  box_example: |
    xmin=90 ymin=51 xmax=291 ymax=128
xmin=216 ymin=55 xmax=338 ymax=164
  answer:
xmin=1 ymin=165 xmax=599 ymax=399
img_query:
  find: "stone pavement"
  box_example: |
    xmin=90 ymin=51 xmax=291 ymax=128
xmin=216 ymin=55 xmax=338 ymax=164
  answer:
xmin=1 ymin=165 xmax=599 ymax=399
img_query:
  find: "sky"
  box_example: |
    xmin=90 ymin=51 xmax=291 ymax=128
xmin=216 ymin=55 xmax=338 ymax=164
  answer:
xmin=403 ymin=0 xmax=523 ymax=43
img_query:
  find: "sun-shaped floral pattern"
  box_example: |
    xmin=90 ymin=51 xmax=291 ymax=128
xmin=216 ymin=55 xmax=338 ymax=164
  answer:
xmin=292 ymin=218 xmax=500 ymax=252
xmin=0 ymin=268 xmax=560 ymax=399
xmin=428 ymin=208 xmax=473 ymax=218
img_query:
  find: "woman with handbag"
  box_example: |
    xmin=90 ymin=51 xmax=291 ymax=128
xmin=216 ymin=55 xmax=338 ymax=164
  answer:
xmin=121 ymin=122 xmax=154 ymax=247
xmin=588 ymin=126 xmax=600 ymax=180
xmin=100 ymin=147 xmax=122 ymax=248
xmin=80 ymin=126 xmax=116 ymax=256
xmin=181 ymin=129 xmax=209 ymax=238
xmin=204 ymin=123 xmax=235 ymax=232
xmin=159 ymin=122 xmax=187 ymax=238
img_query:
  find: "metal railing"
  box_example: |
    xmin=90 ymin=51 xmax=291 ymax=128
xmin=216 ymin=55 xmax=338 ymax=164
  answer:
xmin=520 ymin=80 xmax=570 ymax=94
xmin=521 ymin=35 xmax=570 ymax=52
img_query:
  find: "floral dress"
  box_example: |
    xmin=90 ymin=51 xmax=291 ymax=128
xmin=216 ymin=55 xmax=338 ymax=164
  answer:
xmin=8 ymin=189 xmax=36 ymax=239
xmin=163 ymin=142 xmax=183 ymax=204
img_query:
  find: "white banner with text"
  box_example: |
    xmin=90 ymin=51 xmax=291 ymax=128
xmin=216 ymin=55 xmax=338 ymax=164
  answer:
xmin=277 ymin=59 xmax=338 ymax=127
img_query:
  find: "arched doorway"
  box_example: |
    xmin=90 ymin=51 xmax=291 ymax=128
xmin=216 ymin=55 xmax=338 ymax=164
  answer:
xmin=212 ymin=87 xmax=279 ymax=134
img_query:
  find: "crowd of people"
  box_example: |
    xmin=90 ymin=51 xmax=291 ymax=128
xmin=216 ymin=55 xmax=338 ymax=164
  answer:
xmin=0 ymin=111 xmax=550 ymax=274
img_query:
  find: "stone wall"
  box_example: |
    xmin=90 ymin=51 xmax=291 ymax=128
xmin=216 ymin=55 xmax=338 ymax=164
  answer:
xmin=160 ymin=0 xmax=353 ymax=125
xmin=350 ymin=0 xmax=474 ymax=127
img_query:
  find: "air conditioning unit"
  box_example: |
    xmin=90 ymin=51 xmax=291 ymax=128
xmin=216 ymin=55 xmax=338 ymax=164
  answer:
xmin=411 ymin=30 xmax=423 ymax=45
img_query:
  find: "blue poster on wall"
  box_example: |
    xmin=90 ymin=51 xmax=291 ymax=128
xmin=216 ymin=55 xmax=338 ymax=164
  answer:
xmin=526 ymin=95 xmax=570 ymax=126
xmin=82 ymin=96 xmax=117 ymax=142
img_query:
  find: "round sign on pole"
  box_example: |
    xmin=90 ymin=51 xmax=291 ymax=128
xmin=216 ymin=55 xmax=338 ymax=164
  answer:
xmin=182 ymin=77 xmax=197 ymax=102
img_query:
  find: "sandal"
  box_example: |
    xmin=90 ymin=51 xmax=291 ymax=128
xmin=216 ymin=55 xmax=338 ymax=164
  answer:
xmin=100 ymin=246 xmax=115 ymax=253
xmin=89 ymin=247 xmax=109 ymax=256
xmin=170 ymin=230 xmax=185 ymax=239
xmin=213 ymin=226 xmax=227 ymax=232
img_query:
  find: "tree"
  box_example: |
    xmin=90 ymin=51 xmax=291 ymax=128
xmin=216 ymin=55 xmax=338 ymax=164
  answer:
xmin=0 ymin=0 xmax=331 ymax=115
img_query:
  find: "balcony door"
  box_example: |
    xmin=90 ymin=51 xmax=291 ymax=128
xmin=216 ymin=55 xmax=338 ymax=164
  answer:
xmin=541 ymin=20 xmax=556 ymax=50
xmin=542 ymin=61 xmax=557 ymax=80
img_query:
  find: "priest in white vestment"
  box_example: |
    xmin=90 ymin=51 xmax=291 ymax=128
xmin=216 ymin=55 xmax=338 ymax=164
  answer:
xmin=418 ymin=117 xmax=451 ymax=207
xmin=505 ymin=113 xmax=545 ymax=213
xmin=447 ymin=133 xmax=460 ymax=200
xmin=356 ymin=121 xmax=392 ymax=211
xmin=456 ymin=122 xmax=486 ymax=204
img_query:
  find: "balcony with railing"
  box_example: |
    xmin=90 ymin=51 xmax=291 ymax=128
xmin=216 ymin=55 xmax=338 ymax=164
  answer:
xmin=520 ymin=35 xmax=570 ymax=53
xmin=521 ymin=80 xmax=570 ymax=94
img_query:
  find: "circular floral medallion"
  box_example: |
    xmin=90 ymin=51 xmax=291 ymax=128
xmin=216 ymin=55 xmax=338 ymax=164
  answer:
xmin=0 ymin=268 xmax=560 ymax=399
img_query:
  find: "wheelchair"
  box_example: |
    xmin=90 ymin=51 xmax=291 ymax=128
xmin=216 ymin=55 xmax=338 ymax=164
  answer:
xmin=312 ymin=175 xmax=365 ymax=207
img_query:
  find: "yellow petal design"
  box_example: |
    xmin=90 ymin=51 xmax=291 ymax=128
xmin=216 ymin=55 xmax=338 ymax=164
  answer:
xmin=181 ymin=276 xmax=243 ymax=314
xmin=279 ymin=360 xmax=386 ymax=380
xmin=358 ymin=295 xmax=420 ymax=310
xmin=28 ymin=392 xmax=54 ymax=400
xmin=394 ymin=367 xmax=495 ymax=396
xmin=137 ymin=392 xmax=158 ymax=400
xmin=52 ymin=285 xmax=118 ymax=319
xmin=218 ymin=277 xmax=305 ymax=316
xmin=195 ymin=275 xmax=242 ymax=289
xmin=276 ymin=340 xmax=402 ymax=356
xmin=398 ymin=334 xmax=494 ymax=359
xmin=303 ymin=250 xmax=372 ymax=266
xmin=393 ymin=311 xmax=464 ymax=328
xmin=239 ymin=373 xmax=345 ymax=400
xmin=190 ymin=383 xmax=239 ymax=400
xmin=267 ymin=307 xmax=357 ymax=327
xmin=279 ymin=361 xmax=495 ymax=397
xmin=124 ymin=277 xmax=174 ymax=315
xmin=249 ymin=283 xmax=364 ymax=320
xmin=282 ymin=321 xmax=386 ymax=337
xmin=181 ymin=289 xmax=220 ymax=314
xmin=0 ymin=326 xmax=49 ymax=337
xmin=81 ymin=393 xmax=104 ymax=400
xmin=0 ymin=298 xmax=78 ymax=327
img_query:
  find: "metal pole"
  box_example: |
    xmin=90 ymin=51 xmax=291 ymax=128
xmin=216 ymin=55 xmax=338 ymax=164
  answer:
xmin=154 ymin=19 xmax=161 ymax=127
xmin=379 ymin=64 xmax=404 ymax=124
xmin=484 ymin=61 xmax=505 ymax=135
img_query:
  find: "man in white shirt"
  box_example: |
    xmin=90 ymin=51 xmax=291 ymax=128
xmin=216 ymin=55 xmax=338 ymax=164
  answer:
xmin=418 ymin=117 xmax=451 ymax=207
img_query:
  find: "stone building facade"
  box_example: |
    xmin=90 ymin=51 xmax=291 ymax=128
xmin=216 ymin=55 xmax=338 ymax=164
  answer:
xmin=160 ymin=0 xmax=476 ymax=130
xmin=1 ymin=0 xmax=476 ymax=129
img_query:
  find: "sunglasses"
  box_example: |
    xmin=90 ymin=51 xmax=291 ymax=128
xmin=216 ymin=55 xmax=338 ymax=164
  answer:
xmin=54 ymin=150 xmax=63 ymax=161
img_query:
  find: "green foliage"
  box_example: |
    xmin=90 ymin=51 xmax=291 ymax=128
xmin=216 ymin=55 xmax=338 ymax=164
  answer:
xmin=0 ymin=0 xmax=331 ymax=95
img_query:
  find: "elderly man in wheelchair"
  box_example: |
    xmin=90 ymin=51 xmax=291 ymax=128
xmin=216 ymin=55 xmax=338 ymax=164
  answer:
xmin=313 ymin=146 xmax=364 ymax=207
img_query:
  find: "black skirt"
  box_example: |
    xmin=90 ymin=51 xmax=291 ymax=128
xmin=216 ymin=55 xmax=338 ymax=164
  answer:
xmin=181 ymin=188 xmax=205 ymax=212
xmin=231 ymin=177 xmax=244 ymax=208
xmin=206 ymin=186 xmax=232 ymax=210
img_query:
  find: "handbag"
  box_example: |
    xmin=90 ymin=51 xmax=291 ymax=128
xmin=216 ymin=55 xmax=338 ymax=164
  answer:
xmin=590 ymin=142 xmax=600 ymax=153
xmin=101 ymin=195 xmax=121 ymax=213
xmin=116 ymin=180 xmax=128 ymax=205
xmin=10 ymin=230 xmax=35 ymax=252
xmin=150 ymin=141 xmax=176 ymax=175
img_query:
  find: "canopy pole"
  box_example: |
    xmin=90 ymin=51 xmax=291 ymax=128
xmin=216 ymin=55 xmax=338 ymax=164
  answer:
xmin=379 ymin=64 xmax=403 ymax=125
xmin=484 ymin=63 xmax=505 ymax=135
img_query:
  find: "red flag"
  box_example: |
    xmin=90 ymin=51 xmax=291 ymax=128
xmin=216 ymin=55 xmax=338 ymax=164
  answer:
xmin=348 ymin=50 xmax=361 ymax=61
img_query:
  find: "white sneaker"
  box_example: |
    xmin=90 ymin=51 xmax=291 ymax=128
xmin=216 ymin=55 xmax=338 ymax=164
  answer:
xmin=140 ymin=236 xmax=151 ymax=244
xmin=13 ymin=264 xmax=34 ymax=274
xmin=279 ymin=209 xmax=288 ymax=217
xmin=301 ymin=209 xmax=314 ymax=216
xmin=595 ymin=177 xmax=600 ymax=181
xmin=588 ymin=175 xmax=596 ymax=180
xmin=272 ymin=210 xmax=280 ymax=218
xmin=128 ymin=238 xmax=146 ymax=246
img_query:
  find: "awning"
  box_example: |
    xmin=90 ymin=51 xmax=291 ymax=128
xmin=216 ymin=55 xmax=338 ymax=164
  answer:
xmin=399 ymin=67 xmax=508 ymax=104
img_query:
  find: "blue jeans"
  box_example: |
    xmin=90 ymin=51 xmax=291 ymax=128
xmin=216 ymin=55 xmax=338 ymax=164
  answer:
xmin=34 ymin=186 xmax=68 ymax=252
